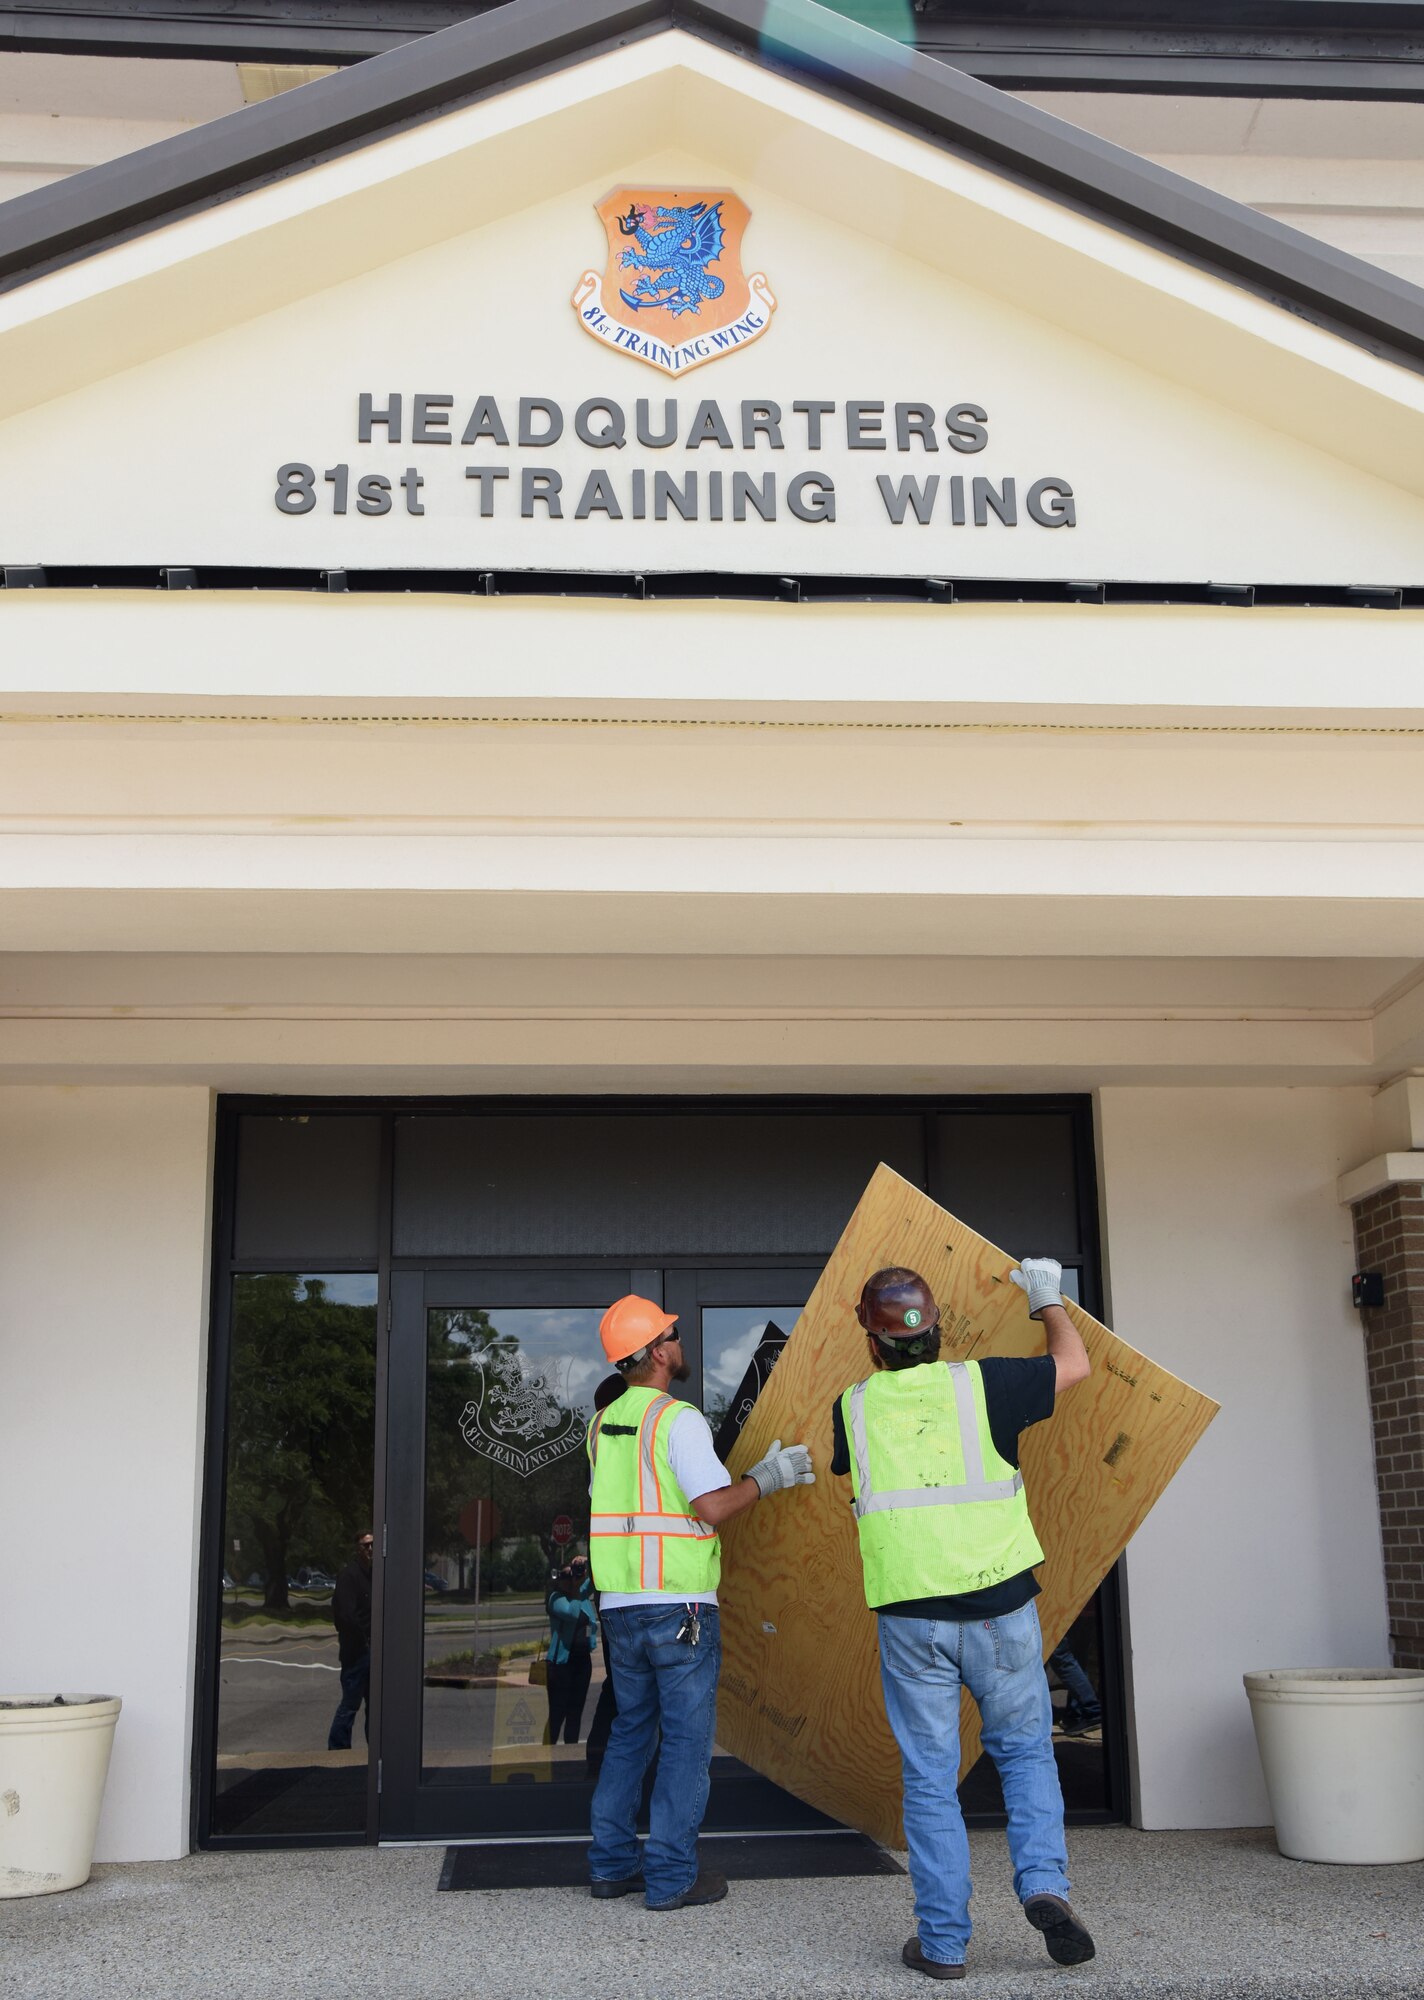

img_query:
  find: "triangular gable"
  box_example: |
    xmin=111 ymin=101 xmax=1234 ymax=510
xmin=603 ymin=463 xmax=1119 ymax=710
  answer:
xmin=1 ymin=0 xmax=1424 ymax=584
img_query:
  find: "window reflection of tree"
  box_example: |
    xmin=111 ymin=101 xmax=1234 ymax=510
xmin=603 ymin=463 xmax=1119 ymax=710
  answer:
xmin=426 ymin=1311 xmax=596 ymax=1595
xmin=225 ymin=1275 xmax=376 ymax=1614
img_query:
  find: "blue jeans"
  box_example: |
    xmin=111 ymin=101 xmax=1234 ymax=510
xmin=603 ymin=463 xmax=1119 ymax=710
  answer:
xmin=1048 ymin=1643 xmax=1101 ymax=1722
xmin=589 ymin=1604 xmax=720 ymax=1906
xmin=327 ymin=1650 xmax=370 ymax=1751
xmin=878 ymin=1601 xmax=1070 ymax=1967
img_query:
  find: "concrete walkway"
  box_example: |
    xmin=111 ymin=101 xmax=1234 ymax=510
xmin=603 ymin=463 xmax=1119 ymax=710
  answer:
xmin=3 ymin=1827 xmax=1422 ymax=1999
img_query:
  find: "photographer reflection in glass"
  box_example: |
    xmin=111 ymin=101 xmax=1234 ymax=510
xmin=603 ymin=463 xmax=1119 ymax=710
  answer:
xmin=544 ymin=1554 xmax=599 ymax=1746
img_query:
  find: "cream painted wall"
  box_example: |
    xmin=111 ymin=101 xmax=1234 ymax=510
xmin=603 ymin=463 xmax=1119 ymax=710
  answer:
xmin=0 ymin=1086 xmax=214 ymax=1861
xmin=1097 ymin=1085 xmax=1390 ymax=1829
xmin=4 ymin=137 xmax=1422 ymax=581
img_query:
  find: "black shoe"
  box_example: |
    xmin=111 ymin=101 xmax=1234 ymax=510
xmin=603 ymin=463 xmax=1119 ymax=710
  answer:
xmin=589 ymin=1873 xmax=644 ymax=1900
xmin=902 ymin=1937 xmax=966 ymax=1980
xmin=1057 ymin=1705 xmax=1102 ymax=1738
xmin=1023 ymin=1893 xmax=1096 ymax=1965
xmin=646 ymin=1870 xmax=729 ymax=1911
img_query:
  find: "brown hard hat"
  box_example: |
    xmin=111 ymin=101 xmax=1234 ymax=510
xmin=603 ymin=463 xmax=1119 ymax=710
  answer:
xmin=859 ymin=1267 xmax=939 ymax=1339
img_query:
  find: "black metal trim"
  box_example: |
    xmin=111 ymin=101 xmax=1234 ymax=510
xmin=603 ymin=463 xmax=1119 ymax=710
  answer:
xmin=0 ymin=0 xmax=1421 ymax=376
xmin=0 ymin=564 xmax=1418 ymax=606
xmin=219 ymin=1088 xmax=1137 ymax=1116
xmin=191 ymin=1103 xmax=239 ymax=1854
xmin=365 ymin=1111 xmax=395 ymax=1845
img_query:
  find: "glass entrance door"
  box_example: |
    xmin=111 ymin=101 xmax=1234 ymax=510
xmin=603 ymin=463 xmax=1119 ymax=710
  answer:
xmin=379 ymin=1264 xmax=834 ymax=1840
xmin=381 ymin=1266 xmax=637 ymax=1839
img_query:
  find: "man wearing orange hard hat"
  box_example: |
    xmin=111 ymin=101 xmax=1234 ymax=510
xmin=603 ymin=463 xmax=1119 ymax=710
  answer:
xmin=585 ymin=1293 xmax=814 ymax=1912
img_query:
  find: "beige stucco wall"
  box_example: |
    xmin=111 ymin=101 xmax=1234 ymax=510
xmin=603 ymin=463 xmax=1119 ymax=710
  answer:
xmin=0 ymin=1086 xmax=215 ymax=1861
xmin=1098 ymin=1084 xmax=1390 ymax=1828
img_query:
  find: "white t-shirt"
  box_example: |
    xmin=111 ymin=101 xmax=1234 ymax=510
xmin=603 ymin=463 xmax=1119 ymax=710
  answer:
xmin=597 ymin=1404 xmax=733 ymax=1611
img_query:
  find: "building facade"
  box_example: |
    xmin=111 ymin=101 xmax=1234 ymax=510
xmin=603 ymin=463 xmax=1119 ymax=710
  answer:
xmin=1 ymin=0 xmax=1422 ymax=1864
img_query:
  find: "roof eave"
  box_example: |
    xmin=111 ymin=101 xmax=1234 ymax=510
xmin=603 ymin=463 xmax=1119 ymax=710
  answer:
xmin=0 ymin=0 xmax=1420 ymax=375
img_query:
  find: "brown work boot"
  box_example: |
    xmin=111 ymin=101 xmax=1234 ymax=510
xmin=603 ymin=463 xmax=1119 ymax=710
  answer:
xmin=646 ymin=1870 xmax=728 ymax=1911
xmin=902 ymin=1937 xmax=966 ymax=1980
xmin=1023 ymin=1893 xmax=1096 ymax=1965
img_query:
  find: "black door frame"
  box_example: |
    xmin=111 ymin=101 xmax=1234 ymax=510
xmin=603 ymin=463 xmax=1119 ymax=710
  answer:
xmin=195 ymin=1093 xmax=1123 ymax=1849
xmin=381 ymin=1263 xmax=638 ymax=1841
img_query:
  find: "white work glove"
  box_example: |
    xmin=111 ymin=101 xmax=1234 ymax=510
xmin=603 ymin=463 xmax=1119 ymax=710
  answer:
xmin=746 ymin=1438 xmax=816 ymax=1499
xmin=1011 ymin=1256 xmax=1064 ymax=1321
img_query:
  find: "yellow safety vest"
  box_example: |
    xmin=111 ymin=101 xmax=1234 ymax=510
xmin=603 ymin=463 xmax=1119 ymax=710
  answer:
xmin=841 ymin=1359 xmax=1045 ymax=1609
xmin=587 ymin=1386 xmax=721 ymax=1595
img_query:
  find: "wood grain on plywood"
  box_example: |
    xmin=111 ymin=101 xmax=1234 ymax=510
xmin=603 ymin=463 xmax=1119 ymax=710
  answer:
xmin=716 ymin=1163 xmax=1218 ymax=1848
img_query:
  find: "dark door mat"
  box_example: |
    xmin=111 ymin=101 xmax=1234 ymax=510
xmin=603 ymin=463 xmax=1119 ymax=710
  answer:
xmin=439 ymin=1831 xmax=903 ymax=1891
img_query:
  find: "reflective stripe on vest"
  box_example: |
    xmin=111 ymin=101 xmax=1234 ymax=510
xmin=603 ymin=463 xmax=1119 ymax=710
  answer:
xmin=847 ymin=1363 xmax=1025 ymax=1518
xmin=590 ymin=1514 xmax=713 ymax=1537
xmin=587 ymin=1391 xmax=716 ymax=1590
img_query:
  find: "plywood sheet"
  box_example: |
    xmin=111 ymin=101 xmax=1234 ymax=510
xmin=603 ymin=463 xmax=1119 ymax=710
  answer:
xmin=716 ymin=1164 xmax=1218 ymax=1848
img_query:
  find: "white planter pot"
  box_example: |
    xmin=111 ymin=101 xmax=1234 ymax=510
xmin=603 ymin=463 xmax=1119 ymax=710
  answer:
xmin=0 ymin=1695 xmax=122 ymax=1897
xmin=1244 ymin=1668 xmax=1424 ymax=1864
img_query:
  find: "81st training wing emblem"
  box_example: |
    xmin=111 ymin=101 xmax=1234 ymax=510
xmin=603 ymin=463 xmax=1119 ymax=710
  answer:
xmin=572 ymin=186 xmax=777 ymax=376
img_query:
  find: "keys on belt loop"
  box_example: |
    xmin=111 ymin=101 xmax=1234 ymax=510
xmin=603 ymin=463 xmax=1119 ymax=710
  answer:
xmin=676 ymin=1603 xmax=701 ymax=1648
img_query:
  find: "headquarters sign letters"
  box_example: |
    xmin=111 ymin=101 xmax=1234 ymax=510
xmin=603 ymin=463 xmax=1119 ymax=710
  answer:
xmin=270 ymin=184 xmax=1078 ymax=537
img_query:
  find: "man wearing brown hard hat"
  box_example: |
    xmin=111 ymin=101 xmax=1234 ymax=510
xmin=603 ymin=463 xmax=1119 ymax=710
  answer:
xmin=832 ymin=1259 xmax=1096 ymax=1981
xmin=585 ymin=1293 xmax=815 ymax=1912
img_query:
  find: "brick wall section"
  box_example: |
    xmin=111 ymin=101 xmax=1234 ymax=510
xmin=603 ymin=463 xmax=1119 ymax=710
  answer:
xmin=1350 ymin=1183 xmax=1424 ymax=1668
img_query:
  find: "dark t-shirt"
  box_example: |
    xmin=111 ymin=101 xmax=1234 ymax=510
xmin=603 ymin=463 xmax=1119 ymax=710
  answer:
xmin=829 ymin=1356 xmax=1056 ymax=1620
xmin=332 ymin=1559 xmax=373 ymax=1666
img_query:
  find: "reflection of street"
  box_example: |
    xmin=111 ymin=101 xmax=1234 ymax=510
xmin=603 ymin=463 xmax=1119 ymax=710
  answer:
xmin=421 ymin=1656 xmax=610 ymax=1775
xmin=217 ymin=1591 xmax=615 ymax=1781
xmin=422 ymin=1594 xmax=548 ymax=1664
xmin=421 ymin=1593 xmax=606 ymax=1776
xmin=217 ymin=1614 xmax=353 ymax=1768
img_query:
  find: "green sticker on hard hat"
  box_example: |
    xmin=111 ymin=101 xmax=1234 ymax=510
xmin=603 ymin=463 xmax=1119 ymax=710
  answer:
xmin=903 ymin=1308 xmax=922 ymax=1328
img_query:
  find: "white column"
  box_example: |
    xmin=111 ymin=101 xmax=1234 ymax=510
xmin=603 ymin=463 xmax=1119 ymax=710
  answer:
xmin=0 ymin=1086 xmax=214 ymax=1861
xmin=1096 ymin=1085 xmax=1389 ymax=1829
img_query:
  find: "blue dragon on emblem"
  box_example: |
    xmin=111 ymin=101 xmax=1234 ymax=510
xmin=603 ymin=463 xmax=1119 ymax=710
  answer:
xmin=616 ymin=200 xmax=727 ymax=316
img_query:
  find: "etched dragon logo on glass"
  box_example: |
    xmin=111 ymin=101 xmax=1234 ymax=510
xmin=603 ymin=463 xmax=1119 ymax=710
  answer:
xmin=459 ymin=1340 xmax=587 ymax=1479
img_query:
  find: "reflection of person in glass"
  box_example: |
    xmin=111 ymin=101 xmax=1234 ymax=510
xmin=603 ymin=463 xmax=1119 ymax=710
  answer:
xmin=327 ymin=1531 xmax=373 ymax=1751
xmin=832 ymin=1262 xmax=1097 ymax=1979
xmin=584 ymin=1373 xmax=628 ymax=1777
xmin=544 ymin=1555 xmax=598 ymax=1745
xmin=587 ymin=1295 xmax=815 ymax=1912
xmin=1047 ymin=1642 xmax=1102 ymax=1736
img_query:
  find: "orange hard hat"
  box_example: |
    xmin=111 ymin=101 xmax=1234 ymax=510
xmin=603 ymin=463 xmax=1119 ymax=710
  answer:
xmin=599 ymin=1294 xmax=678 ymax=1365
